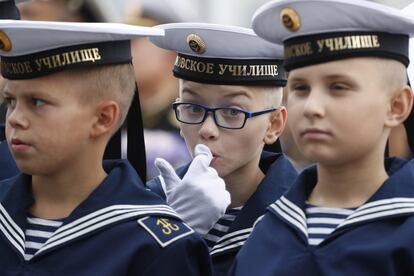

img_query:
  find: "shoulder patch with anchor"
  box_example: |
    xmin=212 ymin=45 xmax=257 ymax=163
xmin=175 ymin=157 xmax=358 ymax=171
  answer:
xmin=138 ymin=216 xmax=194 ymax=247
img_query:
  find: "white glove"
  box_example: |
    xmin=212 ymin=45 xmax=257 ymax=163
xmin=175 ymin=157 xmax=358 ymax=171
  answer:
xmin=154 ymin=144 xmax=231 ymax=235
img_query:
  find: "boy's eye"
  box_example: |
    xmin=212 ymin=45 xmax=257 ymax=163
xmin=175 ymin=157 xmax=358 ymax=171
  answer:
xmin=3 ymin=97 xmax=16 ymax=108
xmin=222 ymin=108 xmax=242 ymax=117
xmin=218 ymin=108 xmax=245 ymax=122
xmin=181 ymin=104 xmax=204 ymax=114
xmin=32 ymin=98 xmax=47 ymax=107
xmin=331 ymin=83 xmax=350 ymax=91
xmin=290 ymin=83 xmax=309 ymax=92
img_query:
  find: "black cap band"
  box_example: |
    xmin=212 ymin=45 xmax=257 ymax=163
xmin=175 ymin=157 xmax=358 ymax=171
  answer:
xmin=283 ymin=31 xmax=409 ymax=71
xmin=173 ymin=53 xmax=287 ymax=86
xmin=1 ymin=40 xmax=132 ymax=79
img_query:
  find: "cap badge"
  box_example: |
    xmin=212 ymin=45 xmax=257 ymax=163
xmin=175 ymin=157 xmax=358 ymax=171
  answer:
xmin=0 ymin=31 xmax=12 ymax=52
xmin=280 ymin=7 xmax=301 ymax=32
xmin=186 ymin=34 xmax=206 ymax=54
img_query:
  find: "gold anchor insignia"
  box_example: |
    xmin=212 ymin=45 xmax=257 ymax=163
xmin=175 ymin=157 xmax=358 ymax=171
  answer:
xmin=186 ymin=33 xmax=206 ymax=54
xmin=280 ymin=7 xmax=301 ymax=32
xmin=0 ymin=31 xmax=12 ymax=52
xmin=156 ymin=218 xmax=180 ymax=235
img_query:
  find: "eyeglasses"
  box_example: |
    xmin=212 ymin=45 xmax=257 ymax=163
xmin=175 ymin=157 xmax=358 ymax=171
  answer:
xmin=172 ymin=102 xmax=277 ymax=130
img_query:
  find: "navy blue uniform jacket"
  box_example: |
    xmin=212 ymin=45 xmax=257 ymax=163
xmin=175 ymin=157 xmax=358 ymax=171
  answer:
xmin=147 ymin=152 xmax=298 ymax=275
xmin=230 ymin=158 xmax=414 ymax=276
xmin=0 ymin=160 xmax=212 ymax=275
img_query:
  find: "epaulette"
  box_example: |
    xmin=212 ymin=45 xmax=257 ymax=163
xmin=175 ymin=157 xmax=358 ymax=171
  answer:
xmin=138 ymin=216 xmax=194 ymax=247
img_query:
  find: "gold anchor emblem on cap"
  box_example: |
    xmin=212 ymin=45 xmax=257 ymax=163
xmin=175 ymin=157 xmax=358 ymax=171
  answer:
xmin=0 ymin=31 xmax=12 ymax=52
xmin=186 ymin=34 xmax=206 ymax=54
xmin=280 ymin=7 xmax=301 ymax=32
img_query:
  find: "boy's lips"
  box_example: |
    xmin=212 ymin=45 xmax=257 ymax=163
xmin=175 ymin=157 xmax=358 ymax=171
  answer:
xmin=210 ymin=152 xmax=220 ymax=164
xmin=10 ymin=138 xmax=32 ymax=153
xmin=301 ymin=128 xmax=332 ymax=139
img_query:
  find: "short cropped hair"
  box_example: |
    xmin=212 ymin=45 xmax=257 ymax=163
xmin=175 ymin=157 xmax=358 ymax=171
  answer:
xmin=178 ymin=79 xmax=283 ymax=108
xmin=377 ymin=58 xmax=408 ymax=93
xmin=254 ymin=85 xmax=284 ymax=108
xmin=63 ymin=63 xmax=136 ymax=131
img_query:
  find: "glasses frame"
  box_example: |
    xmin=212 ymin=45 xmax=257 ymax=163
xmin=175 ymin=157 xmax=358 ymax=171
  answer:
xmin=172 ymin=102 xmax=278 ymax=130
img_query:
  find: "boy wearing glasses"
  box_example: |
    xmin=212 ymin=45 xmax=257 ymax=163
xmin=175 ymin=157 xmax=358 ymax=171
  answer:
xmin=148 ymin=23 xmax=298 ymax=275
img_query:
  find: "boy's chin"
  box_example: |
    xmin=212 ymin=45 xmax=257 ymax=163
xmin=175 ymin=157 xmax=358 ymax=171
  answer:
xmin=14 ymin=162 xmax=48 ymax=176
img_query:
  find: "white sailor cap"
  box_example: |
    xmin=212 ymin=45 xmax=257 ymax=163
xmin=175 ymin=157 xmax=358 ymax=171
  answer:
xmin=0 ymin=20 xmax=163 ymax=79
xmin=150 ymin=22 xmax=287 ymax=86
xmin=252 ymin=0 xmax=414 ymax=71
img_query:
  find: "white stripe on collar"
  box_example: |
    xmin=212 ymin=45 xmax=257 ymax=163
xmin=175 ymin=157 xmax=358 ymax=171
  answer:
xmin=272 ymin=197 xmax=414 ymax=235
xmin=354 ymin=197 xmax=414 ymax=212
xmin=35 ymin=205 xmax=178 ymax=257
xmin=252 ymin=214 xmax=264 ymax=228
xmin=339 ymin=206 xmax=414 ymax=228
xmin=0 ymin=204 xmax=25 ymax=256
xmin=210 ymin=230 xmax=251 ymax=255
xmin=347 ymin=198 xmax=414 ymax=221
xmin=210 ymin=240 xmax=248 ymax=255
xmin=49 ymin=204 xmax=176 ymax=242
xmin=209 ymin=228 xmax=252 ymax=255
xmin=215 ymin=227 xmax=252 ymax=242
xmin=270 ymin=197 xmax=308 ymax=237
xmin=281 ymin=196 xmax=306 ymax=222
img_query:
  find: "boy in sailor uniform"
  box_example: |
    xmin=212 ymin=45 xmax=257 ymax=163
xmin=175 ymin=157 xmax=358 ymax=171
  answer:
xmin=0 ymin=20 xmax=212 ymax=275
xmin=230 ymin=0 xmax=414 ymax=275
xmin=147 ymin=23 xmax=298 ymax=275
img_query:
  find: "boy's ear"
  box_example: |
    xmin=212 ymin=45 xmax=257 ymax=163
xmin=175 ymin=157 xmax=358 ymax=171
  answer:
xmin=263 ymin=106 xmax=287 ymax=145
xmin=90 ymin=100 xmax=120 ymax=138
xmin=385 ymin=85 xmax=413 ymax=128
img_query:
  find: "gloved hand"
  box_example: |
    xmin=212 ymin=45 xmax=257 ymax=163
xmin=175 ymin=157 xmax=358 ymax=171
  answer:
xmin=154 ymin=144 xmax=231 ymax=235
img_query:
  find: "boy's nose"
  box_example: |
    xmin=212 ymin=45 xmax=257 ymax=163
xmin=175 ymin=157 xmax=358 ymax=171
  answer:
xmin=198 ymin=114 xmax=219 ymax=140
xmin=7 ymin=105 xmax=30 ymax=130
xmin=303 ymin=91 xmax=325 ymax=119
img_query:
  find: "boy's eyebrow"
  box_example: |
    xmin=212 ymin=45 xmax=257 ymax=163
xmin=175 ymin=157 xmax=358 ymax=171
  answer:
xmin=322 ymin=74 xmax=352 ymax=80
xmin=288 ymin=76 xmax=307 ymax=83
xmin=3 ymin=89 xmax=60 ymax=101
xmin=182 ymin=87 xmax=252 ymax=99
xmin=289 ymin=73 xmax=355 ymax=82
xmin=223 ymin=90 xmax=252 ymax=99
xmin=181 ymin=87 xmax=198 ymax=96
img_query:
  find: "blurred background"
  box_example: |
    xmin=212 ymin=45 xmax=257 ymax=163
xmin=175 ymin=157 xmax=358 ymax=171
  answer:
xmin=15 ymin=0 xmax=413 ymax=26
xmin=3 ymin=0 xmax=412 ymax=179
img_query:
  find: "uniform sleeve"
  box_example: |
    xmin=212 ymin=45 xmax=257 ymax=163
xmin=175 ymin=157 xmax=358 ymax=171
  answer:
xmin=137 ymin=234 xmax=212 ymax=276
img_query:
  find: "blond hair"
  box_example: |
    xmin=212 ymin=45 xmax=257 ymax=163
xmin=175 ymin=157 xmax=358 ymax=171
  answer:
xmin=62 ymin=63 xmax=136 ymax=131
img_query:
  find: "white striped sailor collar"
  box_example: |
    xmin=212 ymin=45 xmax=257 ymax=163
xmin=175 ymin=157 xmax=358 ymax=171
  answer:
xmin=0 ymin=159 xmax=180 ymax=260
xmin=210 ymin=153 xmax=297 ymax=256
xmin=268 ymin=157 xmax=414 ymax=242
